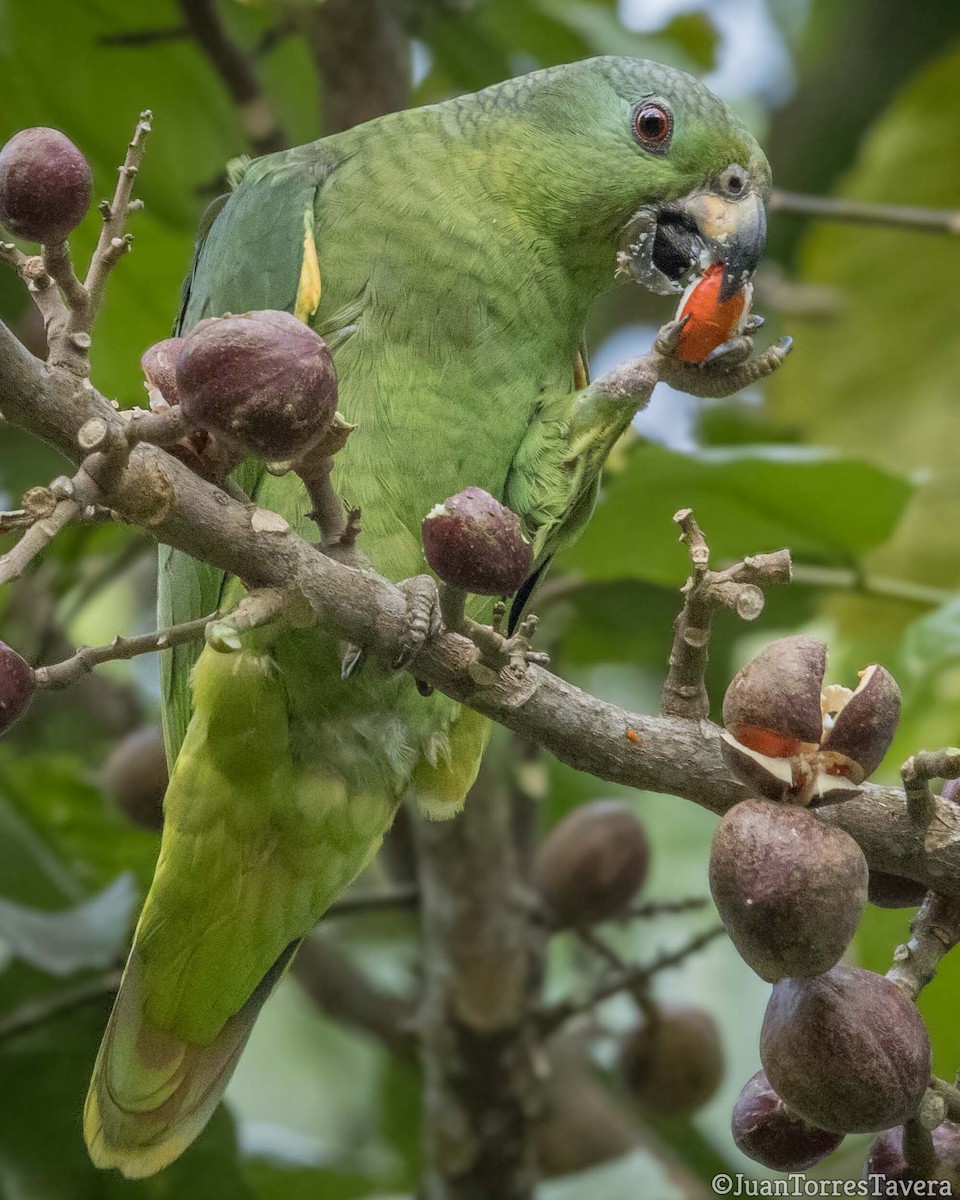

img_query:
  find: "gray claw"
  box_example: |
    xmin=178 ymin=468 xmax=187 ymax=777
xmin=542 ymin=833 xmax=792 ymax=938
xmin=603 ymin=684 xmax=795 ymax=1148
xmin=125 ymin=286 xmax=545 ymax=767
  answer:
xmin=341 ymin=644 xmax=366 ymax=679
xmin=394 ymin=574 xmax=442 ymax=669
xmin=653 ymin=313 xmax=692 ymax=357
xmin=743 ymin=313 xmax=765 ymax=334
xmin=702 ymin=335 xmax=754 ymax=370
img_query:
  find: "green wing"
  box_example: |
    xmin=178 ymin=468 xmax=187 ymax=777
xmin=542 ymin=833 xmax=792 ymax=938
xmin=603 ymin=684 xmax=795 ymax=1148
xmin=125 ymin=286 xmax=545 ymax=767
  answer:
xmin=159 ymin=143 xmax=342 ymax=761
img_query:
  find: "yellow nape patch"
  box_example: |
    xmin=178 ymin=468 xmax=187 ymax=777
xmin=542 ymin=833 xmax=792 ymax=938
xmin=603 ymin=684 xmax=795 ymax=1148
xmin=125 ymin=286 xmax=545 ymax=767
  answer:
xmin=294 ymin=212 xmax=322 ymax=324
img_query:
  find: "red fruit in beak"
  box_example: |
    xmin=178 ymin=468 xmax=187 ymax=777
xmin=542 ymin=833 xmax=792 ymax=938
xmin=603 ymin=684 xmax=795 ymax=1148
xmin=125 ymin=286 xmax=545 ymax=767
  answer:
xmin=674 ymin=262 xmax=751 ymax=363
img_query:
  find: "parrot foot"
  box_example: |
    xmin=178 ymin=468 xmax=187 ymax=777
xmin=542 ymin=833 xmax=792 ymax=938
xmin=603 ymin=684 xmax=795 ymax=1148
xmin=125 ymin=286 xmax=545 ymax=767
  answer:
xmin=653 ymin=316 xmax=793 ymax=399
xmin=394 ymin=574 xmax=442 ymax=670
xmin=465 ymin=606 xmax=550 ymax=674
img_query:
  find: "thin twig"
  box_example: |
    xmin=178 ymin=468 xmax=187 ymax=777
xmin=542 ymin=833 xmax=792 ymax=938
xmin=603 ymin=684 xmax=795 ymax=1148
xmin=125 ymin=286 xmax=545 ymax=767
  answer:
xmin=887 ymin=890 xmax=960 ymax=999
xmin=0 ymin=970 xmax=119 ymax=1043
xmin=292 ymin=935 xmax=416 ymax=1060
xmin=78 ymin=111 xmax=153 ymax=333
xmin=770 ymin=190 xmax=960 ymax=235
xmin=901 ymin=748 xmax=960 ymax=829
xmin=789 ymin=563 xmax=954 ymax=610
xmin=616 ymin=897 xmax=710 ymax=922
xmin=660 ymin=509 xmax=791 ymax=719
xmin=539 ymin=924 xmax=726 ymax=1036
xmin=40 ymin=240 xmax=87 ymax=313
xmin=176 ymin=0 xmax=286 ymax=155
xmin=324 ymin=885 xmax=420 ymax=919
xmin=35 ymin=613 xmax=216 ymax=689
xmin=99 ymin=26 xmax=189 ymax=47
xmin=0 ymin=495 xmax=81 ymax=586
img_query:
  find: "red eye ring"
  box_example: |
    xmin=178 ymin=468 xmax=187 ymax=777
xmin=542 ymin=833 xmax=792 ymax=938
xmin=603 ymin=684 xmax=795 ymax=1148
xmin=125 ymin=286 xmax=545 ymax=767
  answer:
xmin=633 ymin=102 xmax=673 ymax=150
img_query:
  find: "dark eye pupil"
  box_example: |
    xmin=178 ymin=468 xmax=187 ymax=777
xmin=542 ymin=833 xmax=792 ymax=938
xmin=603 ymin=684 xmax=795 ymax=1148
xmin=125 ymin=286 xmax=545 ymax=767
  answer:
xmin=636 ymin=106 xmax=669 ymax=142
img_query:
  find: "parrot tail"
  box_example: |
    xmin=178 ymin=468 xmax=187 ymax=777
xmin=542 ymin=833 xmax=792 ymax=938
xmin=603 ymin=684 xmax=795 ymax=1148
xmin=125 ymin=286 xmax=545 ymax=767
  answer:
xmin=83 ymin=938 xmax=298 ymax=1179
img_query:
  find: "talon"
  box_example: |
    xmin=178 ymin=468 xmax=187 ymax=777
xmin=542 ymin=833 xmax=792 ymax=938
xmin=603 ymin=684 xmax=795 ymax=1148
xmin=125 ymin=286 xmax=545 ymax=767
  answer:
xmin=743 ymin=313 xmax=765 ymax=334
xmin=653 ymin=314 xmax=692 ymax=357
xmin=394 ymin=574 xmax=442 ymax=669
xmin=341 ymin=644 xmax=366 ymax=679
xmin=702 ymin=335 xmax=753 ymax=369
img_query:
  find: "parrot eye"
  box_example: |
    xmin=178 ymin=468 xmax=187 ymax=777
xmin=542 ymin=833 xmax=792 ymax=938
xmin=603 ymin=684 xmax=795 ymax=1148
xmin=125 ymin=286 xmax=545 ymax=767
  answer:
xmin=632 ymin=101 xmax=673 ymax=152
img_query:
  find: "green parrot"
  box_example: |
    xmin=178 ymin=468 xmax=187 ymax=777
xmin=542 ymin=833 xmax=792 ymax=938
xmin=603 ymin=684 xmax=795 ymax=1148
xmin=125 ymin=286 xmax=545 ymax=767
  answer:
xmin=84 ymin=56 xmax=772 ymax=1177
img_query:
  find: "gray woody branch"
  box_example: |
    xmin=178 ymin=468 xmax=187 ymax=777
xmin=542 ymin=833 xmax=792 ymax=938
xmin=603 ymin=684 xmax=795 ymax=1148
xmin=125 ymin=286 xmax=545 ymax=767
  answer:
xmin=0 ymin=319 xmax=958 ymax=898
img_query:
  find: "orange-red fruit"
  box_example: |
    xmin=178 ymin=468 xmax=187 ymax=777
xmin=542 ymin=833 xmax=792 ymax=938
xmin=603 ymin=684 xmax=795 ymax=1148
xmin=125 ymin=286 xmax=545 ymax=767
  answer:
xmin=621 ymin=1005 xmax=724 ymax=1118
xmin=0 ymin=641 xmax=35 ymax=733
xmin=674 ymin=263 xmax=749 ymax=363
xmin=0 ymin=128 xmax=92 ymax=243
xmin=534 ymin=800 xmax=649 ymax=927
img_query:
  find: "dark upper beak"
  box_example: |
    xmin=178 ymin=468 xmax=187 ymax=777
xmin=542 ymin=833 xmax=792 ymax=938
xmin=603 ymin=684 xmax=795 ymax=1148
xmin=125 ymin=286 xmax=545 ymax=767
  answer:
xmin=679 ymin=188 xmax=767 ymax=301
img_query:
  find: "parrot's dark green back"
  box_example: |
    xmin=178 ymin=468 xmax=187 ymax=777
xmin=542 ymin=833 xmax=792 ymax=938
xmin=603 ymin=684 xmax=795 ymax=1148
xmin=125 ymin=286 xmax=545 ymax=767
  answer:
xmin=84 ymin=57 xmax=768 ymax=1177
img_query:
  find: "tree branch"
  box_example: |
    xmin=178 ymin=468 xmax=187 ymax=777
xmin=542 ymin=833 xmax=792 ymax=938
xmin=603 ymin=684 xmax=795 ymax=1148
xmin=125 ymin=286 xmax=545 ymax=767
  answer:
xmin=770 ymin=189 xmax=960 ymax=235
xmin=414 ymin=763 xmax=545 ymax=1200
xmin=2 ymin=319 xmax=960 ymax=898
xmin=660 ymin=508 xmax=790 ymax=719
xmin=34 ymin=613 xmax=216 ymax=690
xmin=292 ymin=934 xmax=416 ymax=1061
xmin=177 ymin=0 xmax=286 ymax=155
xmin=296 ymin=0 xmax=411 ymax=135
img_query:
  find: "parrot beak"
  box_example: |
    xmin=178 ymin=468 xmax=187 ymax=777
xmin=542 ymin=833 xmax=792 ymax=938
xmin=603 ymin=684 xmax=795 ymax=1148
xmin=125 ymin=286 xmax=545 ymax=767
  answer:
xmin=677 ymin=188 xmax=767 ymax=302
xmin=619 ymin=182 xmax=767 ymax=302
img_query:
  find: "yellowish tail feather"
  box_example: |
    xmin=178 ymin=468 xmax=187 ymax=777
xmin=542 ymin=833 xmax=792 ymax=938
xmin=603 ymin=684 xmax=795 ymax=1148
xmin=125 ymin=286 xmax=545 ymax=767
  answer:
xmin=83 ymin=940 xmax=298 ymax=1179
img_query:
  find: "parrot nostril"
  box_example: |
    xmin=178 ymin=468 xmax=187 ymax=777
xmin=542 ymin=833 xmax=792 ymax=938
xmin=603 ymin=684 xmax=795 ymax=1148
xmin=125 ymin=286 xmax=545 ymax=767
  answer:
xmin=728 ymin=175 xmax=743 ymax=194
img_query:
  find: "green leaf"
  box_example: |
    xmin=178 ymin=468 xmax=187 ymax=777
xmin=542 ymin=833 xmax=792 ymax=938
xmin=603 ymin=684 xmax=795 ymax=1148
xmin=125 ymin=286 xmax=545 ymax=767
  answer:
xmin=0 ymin=873 xmax=135 ymax=976
xmin=0 ymin=1003 xmax=253 ymax=1199
xmin=767 ymin=41 xmax=960 ymax=594
xmin=559 ymin=443 xmax=912 ymax=587
xmin=244 ymin=1159 xmax=383 ymax=1200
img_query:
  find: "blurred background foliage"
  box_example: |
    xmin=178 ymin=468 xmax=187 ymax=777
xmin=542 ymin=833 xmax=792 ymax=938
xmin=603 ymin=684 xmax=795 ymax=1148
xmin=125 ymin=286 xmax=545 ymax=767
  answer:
xmin=0 ymin=0 xmax=959 ymax=1196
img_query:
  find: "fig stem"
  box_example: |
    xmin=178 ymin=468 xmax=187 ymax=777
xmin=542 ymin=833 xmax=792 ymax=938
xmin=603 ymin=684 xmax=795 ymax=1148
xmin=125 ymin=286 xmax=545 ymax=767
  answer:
xmin=79 ymin=110 xmax=152 ymax=334
xmin=931 ymin=1078 xmax=960 ymax=1125
xmin=887 ymin=890 xmax=960 ymax=999
xmin=538 ymin=923 xmax=725 ymax=1036
xmin=660 ymin=508 xmax=791 ymax=720
xmin=439 ymin=583 xmax=467 ymax=632
xmin=902 ymin=748 xmax=960 ymax=829
xmin=122 ymin=405 xmax=190 ymax=448
xmin=35 ymin=610 xmax=218 ymax=690
xmin=902 ymin=1118 xmax=937 ymax=1179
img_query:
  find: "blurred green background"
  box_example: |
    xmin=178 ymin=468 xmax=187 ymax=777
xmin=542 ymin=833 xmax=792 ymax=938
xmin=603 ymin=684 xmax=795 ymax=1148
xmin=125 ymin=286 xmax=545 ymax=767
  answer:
xmin=1 ymin=0 xmax=960 ymax=1196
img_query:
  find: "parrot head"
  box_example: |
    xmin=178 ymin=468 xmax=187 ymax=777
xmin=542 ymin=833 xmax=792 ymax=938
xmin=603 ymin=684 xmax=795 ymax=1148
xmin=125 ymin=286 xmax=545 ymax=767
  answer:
xmin=505 ymin=56 xmax=771 ymax=301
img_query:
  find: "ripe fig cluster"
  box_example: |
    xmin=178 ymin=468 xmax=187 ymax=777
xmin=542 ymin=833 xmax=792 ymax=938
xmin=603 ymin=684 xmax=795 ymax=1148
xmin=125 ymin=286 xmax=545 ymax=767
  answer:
xmin=713 ymin=637 xmax=938 ymax=1174
xmin=175 ymin=310 xmax=339 ymax=463
xmin=421 ymin=487 xmax=532 ymax=599
xmin=534 ymin=799 xmax=649 ymax=928
xmin=0 ymin=641 xmax=35 ymax=734
xmin=0 ymin=127 xmax=92 ymax=243
xmin=534 ymin=802 xmax=721 ymax=1120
